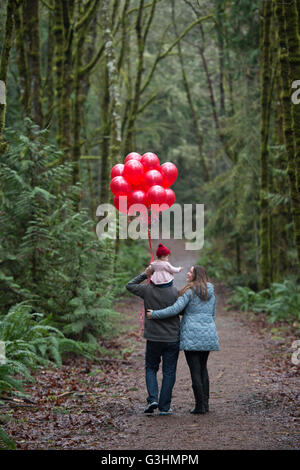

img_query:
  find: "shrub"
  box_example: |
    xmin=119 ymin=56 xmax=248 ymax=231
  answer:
xmin=227 ymin=279 xmax=300 ymax=323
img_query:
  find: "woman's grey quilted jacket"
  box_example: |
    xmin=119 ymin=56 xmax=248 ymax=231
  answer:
xmin=151 ymin=282 xmax=220 ymax=351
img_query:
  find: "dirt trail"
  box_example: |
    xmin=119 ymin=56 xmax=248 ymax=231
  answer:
xmin=101 ymin=239 xmax=299 ymax=450
xmin=4 ymin=239 xmax=298 ymax=450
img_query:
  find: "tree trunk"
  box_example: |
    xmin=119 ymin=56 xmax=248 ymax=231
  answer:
xmin=123 ymin=0 xmax=157 ymax=154
xmin=171 ymin=0 xmax=209 ymax=182
xmin=100 ymin=0 xmax=124 ymax=267
xmin=124 ymin=0 xmax=146 ymax=154
xmin=216 ymin=0 xmax=225 ymax=115
xmin=22 ymin=0 xmax=43 ymax=127
xmin=53 ymin=0 xmax=65 ymax=153
xmin=196 ymin=22 xmax=236 ymax=163
xmin=100 ymin=0 xmax=122 ymax=178
xmin=259 ymin=0 xmax=272 ymax=289
xmin=99 ymin=64 xmax=110 ymax=205
xmin=44 ymin=9 xmax=55 ymax=127
xmin=0 ymin=0 xmax=15 ymax=154
xmin=53 ymin=0 xmax=74 ymax=160
xmin=275 ymin=0 xmax=300 ymax=268
xmin=272 ymin=75 xmax=289 ymax=281
xmin=61 ymin=0 xmax=75 ymax=159
xmin=73 ymin=10 xmax=98 ymax=192
xmin=14 ymin=2 xmax=30 ymax=118
xmin=283 ymin=0 xmax=300 ymax=195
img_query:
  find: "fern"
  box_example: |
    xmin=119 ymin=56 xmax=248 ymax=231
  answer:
xmin=0 ymin=427 xmax=16 ymax=450
xmin=0 ymin=124 xmax=116 ymax=343
xmin=227 ymin=279 xmax=300 ymax=323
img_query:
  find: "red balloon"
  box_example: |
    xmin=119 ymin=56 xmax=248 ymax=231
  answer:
xmin=130 ymin=189 xmax=148 ymax=206
xmin=144 ymin=169 xmax=163 ymax=187
xmin=111 ymin=163 xmax=124 ymax=179
xmin=147 ymin=185 xmax=166 ymax=206
xmin=114 ymin=195 xmax=129 ymax=214
xmin=128 ymin=190 xmax=149 ymax=215
xmin=110 ymin=176 xmax=131 ymax=197
xmin=124 ymin=152 xmax=142 ymax=164
xmin=141 ymin=152 xmax=160 ymax=171
xmin=123 ymin=160 xmax=144 ymax=186
xmin=165 ymin=188 xmax=176 ymax=207
xmin=134 ymin=181 xmax=150 ymax=192
xmin=160 ymin=162 xmax=178 ymax=188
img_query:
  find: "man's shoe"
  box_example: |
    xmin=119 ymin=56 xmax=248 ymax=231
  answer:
xmin=144 ymin=401 xmax=158 ymax=414
xmin=159 ymin=408 xmax=173 ymax=416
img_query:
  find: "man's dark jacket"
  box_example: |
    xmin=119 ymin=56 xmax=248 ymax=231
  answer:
xmin=126 ymin=273 xmax=180 ymax=342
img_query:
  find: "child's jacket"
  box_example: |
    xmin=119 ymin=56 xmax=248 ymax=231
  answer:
xmin=150 ymin=260 xmax=181 ymax=285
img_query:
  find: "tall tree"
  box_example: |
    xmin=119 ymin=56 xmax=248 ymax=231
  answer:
xmin=259 ymin=0 xmax=272 ymax=288
xmin=53 ymin=0 xmax=75 ymax=161
xmin=14 ymin=0 xmax=30 ymax=118
xmin=0 ymin=0 xmax=15 ymax=154
xmin=283 ymin=0 xmax=300 ymax=196
xmin=22 ymin=0 xmax=43 ymax=127
xmin=275 ymin=0 xmax=300 ymax=269
xmin=123 ymin=0 xmax=158 ymax=153
xmin=272 ymin=75 xmax=289 ymax=281
xmin=216 ymin=0 xmax=226 ymax=115
xmin=72 ymin=0 xmax=101 ymax=185
xmin=171 ymin=0 xmax=209 ymax=182
xmin=99 ymin=0 xmax=122 ymax=202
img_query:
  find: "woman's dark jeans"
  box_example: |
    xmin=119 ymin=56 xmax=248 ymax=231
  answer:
xmin=184 ymin=350 xmax=210 ymax=411
xmin=145 ymin=340 xmax=180 ymax=412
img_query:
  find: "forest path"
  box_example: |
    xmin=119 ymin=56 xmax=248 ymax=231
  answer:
xmin=4 ymin=240 xmax=298 ymax=450
xmin=102 ymin=239 xmax=298 ymax=450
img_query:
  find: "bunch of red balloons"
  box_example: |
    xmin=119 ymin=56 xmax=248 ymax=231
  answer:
xmin=110 ymin=152 xmax=178 ymax=214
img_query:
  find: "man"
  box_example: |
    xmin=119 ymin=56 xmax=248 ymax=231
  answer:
xmin=126 ymin=250 xmax=180 ymax=416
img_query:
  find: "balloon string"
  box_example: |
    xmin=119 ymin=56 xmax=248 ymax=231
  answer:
xmin=138 ymin=210 xmax=154 ymax=336
xmin=147 ymin=210 xmax=154 ymax=263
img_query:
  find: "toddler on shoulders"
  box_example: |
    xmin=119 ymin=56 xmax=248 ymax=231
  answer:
xmin=150 ymin=243 xmax=183 ymax=286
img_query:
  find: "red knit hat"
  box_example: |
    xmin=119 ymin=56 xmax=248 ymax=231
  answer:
xmin=156 ymin=243 xmax=171 ymax=258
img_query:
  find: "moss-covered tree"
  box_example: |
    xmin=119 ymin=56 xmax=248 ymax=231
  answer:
xmin=171 ymin=0 xmax=209 ymax=182
xmin=22 ymin=0 xmax=43 ymax=127
xmin=259 ymin=0 xmax=272 ymax=289
xmin=0 ymin=0 xmax=15 ymax=154
xmin=275 ymin=0 xmax=300 ymax=269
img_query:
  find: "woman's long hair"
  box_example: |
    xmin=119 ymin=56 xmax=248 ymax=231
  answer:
xmin=179 ymin=265 xmax=209 ymax=300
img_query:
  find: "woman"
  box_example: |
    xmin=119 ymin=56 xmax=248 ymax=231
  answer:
xmin=147 ymin=265 xmax=219 ymax=414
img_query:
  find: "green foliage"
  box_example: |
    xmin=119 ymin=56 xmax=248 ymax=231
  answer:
xmin=0 ymin=122 xmax=116 ymax=344
xmin=0 ymin=427 xmax=16 ymax=450
xmin=227 ymin=279 xmax=300 ymax=323
xmin=0 ymin=302 xmax=96 ymax=367
xmin=197 ymin=241 xmax=234 ymax=281
xmin=114 ymin=239 xmax=149 ymax=295
xmin=62 ymin=284 xmax=115 ymax=343
xmin=0 ymin=300 xmax=97 ymax=449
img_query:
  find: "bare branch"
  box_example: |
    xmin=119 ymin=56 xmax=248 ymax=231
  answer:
xmin=74 ymin=0 xmax=99 ymax=31
xmin=40 ymin=0 xmax=55 ymax=10
xmin=137 ymin=91 xmax=159 ymax=114
xmin=79 ymin=43 xmax=105 ymax=76
xmin=141 ymin=14 xmax=213 ymax=95
xmin=143 ymin=0 xmax=157 ymax=43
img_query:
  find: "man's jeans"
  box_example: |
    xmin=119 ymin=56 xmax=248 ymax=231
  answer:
xmin=145 ymin=340 xmax=180 ymax=412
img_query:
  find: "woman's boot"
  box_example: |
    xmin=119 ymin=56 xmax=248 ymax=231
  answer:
xmin=190 ymin=384 xmax=206 ymax=414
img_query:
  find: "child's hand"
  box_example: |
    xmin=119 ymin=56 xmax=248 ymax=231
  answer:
xmin=146 ymin=309 xmax=153 ymax=319
xmin=179 ymin=267 xmax=183 ymax=272
xmin=145 ymin=265 xmax=154 ymax=277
